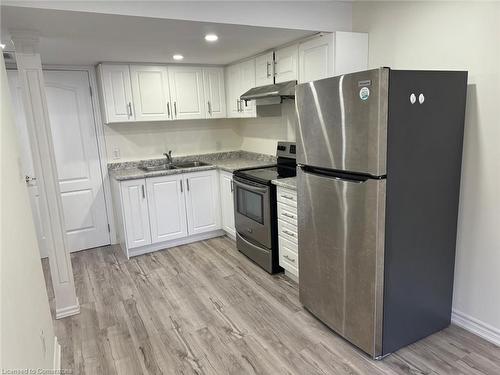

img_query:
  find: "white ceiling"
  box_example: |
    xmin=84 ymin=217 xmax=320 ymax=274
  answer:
xmin=1 ymin=6 xmax=316 ymax=65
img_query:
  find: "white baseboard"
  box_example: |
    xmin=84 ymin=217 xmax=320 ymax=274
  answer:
xmin=452 ymin=309 xmax=500 ymax=346
xmin=55 ymin=299 xmax=80 ymax=319
xmin=52 ymin=336 xmax=61 ymax=371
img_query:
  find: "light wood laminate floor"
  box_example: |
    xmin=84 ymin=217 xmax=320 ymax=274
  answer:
xmin=43 ymin=236 xmax=500 ymax=374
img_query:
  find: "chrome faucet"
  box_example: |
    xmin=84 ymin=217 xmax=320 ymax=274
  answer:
xmin=163 ymin=150 xmax=173 ymax=164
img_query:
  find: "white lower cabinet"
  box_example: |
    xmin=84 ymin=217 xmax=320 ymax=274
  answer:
xmin=184 ymin=170 xmax=221 ymax=235
xmin=219 ymin=171 xmax=235 ymax=238
xmin=116 ymin=170 xmax=222 ymax=257
xmin=120 ymin=179 xmax=152 ymax=249
xmin=146 ymin=174 xmax=188 ymax=243
xmin=276 ymin=186 xmax=299 ymax=280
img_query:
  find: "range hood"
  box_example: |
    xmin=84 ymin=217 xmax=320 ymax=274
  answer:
xmin=240 ymin=80 xmax=296 ymax=106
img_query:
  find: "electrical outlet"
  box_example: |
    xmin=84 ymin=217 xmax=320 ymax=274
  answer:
xmin=112 ymin=147 xmax=121 ymax=160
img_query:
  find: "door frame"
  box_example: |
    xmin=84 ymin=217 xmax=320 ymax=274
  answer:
xmin=8 ymin=64 xmax=117 ymax=247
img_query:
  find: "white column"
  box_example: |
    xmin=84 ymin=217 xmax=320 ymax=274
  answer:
xmin=11 ymin=31 xmax=80 ymax=319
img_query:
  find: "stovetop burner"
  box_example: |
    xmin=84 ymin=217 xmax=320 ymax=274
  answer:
xmin=234 ymin=141 xmax=296 ymax=185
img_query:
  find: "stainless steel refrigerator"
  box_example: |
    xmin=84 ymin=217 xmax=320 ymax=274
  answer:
xmin=295 ymin=68 xmax=468 ymax=358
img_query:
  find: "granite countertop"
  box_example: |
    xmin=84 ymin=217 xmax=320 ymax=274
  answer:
xmin=272 ymin=176 xmax=297 ymax=190
xmin=109 ymin=151 xmax=276 ymax=181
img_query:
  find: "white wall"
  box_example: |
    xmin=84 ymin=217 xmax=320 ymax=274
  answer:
xmin=238 ymin=101 xmax=297 ymax=155
xmin=0 ymin=57 xmax=56 ymax=370
xmin=353 ymin=1 xmax=500 ymax=342
xmin=104 ymin=118 xmax=241 ymax=162
xmin=2 ymin=1 xmax=352 ymax=32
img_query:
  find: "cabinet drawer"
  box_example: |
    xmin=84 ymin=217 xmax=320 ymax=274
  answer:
xmin=276 ymin=187 xmax=297 ymax=207
xmin=279 ymin=237 xmax=298 ymax=275
xmin=278 ymin=219 xmax=298 ymax=244
xmin=277 ymin=202 xmax=297 ymax=225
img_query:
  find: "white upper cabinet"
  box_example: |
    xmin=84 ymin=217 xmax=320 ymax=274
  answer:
xmin=298 ymin=35 xmax=334 ymax=84
xmin=130 ymin=65 xmax=172 ymax=121
xmin=97 ymin=64 xmax=134 ymax=123
xmin=184 ymin=170 xmax=221 ymax=235
xmin=275 ymin=44 xmax=299 ymax=83
xmin=298 ymin=32 xmax=368 ymax=83
xmin=146 ymin=174 xmax=188 ymax=243
xmin=168 ymin=66 xmax=205 ymax=120
xmin=203 ymin=67 xmax=226 ymax=118
xmin=239 ymin=59 xmax=256 ymax=117
xmin=225 ymin=59 xmax=256 ymax=118
xmin=255 ymin=51 xmax=274 ymax=87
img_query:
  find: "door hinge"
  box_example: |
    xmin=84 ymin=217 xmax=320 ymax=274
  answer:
xmin=107 ymin=224 xmax=110 ymax=233
xmin=89 ymin=86 xmax=93 ymax=97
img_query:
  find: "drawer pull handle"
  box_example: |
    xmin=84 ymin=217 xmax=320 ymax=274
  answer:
xmin=281 ymin=194 xmax=294 ymax=200
xmin=284 ymin=255 xmax=296 ymax=263
xmin=283 ymin=230 xmax=296 ymax=237
xmin=282 ymin=212 xmax=295 ymax=219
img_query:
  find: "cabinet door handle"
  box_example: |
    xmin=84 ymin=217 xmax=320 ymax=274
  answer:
xmin=180 ymin=180 xmax=183 ymax=193
xmin=167 ymin=102 xmax=171 ymax=118
xmin=236 ymin=99 xmax=240 ymax=112
xmin=230 ymin=180 xmax=234 ymax=193
xmin=281 ymin=194 xmax=294 ymax=200
xmin=208 ymin=101 xmax=212 ymax=116
xmin=266 ymin=62 xmax=271 ymax=77
xmin=282 ymin=212 xmax=295 ymax=219
xmin=186 ymin=178 xmax=190 ymax=191
xmin=127 ymin=102 xmax=133 ymax=117
xmin=174 ymin=101 xmax=177 ymax=117
xmin=284 ymin=254 xmax=296 ymax=263
xmin=283 ymin=230 xmax=296 ymax=237
xmin=141 ymin=185 xmax=145 ymax=199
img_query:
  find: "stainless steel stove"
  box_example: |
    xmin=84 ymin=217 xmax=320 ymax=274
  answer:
xmin=233 ymin=142 xmax=296 ymax=273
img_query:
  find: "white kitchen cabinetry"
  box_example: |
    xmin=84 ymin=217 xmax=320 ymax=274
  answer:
xmin=225 ymin=59 xmax=256 ymax=118
xmin=120 ymin=179 xmax=152 ymax=249
xmin=130 ymin=65 xmax=172 ymax=121
xmin=255 ymin=51 xmax=274 ymax=87
xmin=276 ymin=186 xmax=298 ymax=280
xmin=298 ymin=32 xmax=368 ymax=84
xmin=112 ymin=169 xmax=223 ymax=257
xmin=146 ymin=174 xmax=188 ymax=243
xmin=184 ymin=170 xmax=221 ymax=235
xmin=168 ymin=66 xmax=205 ymax=120
xmin=274 ymin=44 xmax=299 ymax=83
xmin=219 ymin=171 xmax=235 ymax=238
xmin=203 ymin=67 xmax=226 ymax=118
xmin=97 ymin=64 xmax=135 ymax=123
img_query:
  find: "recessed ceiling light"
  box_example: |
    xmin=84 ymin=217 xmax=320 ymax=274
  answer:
xmin=173 ymin=54 xmax=184 ymax=61
xmin=205 ymin=34 xmax=218 ymax=42
xmin=0 ymin=44 xmax=5 ymax=49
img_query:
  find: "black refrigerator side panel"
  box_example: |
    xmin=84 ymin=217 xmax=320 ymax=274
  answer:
xmin=382 ymin=70 xmax=468 ymax=355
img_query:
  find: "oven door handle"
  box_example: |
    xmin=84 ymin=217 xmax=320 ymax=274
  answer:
xmin=233 ymin=179 xmax=268 ymax=194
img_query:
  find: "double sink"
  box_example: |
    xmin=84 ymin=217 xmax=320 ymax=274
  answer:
xmin=138 ymin=160 xmax=211 ymax=172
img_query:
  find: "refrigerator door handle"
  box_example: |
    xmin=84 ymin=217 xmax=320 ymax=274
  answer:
xmin=298 ymin=164 xmax=379 ymax=183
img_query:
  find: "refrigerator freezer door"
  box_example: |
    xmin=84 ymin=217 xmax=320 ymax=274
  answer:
xmin=297 ymin=167 xmax=386 ymax=357
xmin=295 ymin=68 xmax=389 ymax=176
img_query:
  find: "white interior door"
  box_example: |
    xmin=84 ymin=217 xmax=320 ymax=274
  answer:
xmin=130 ymin=65 xmax=171 ymax=121
xmin=7 ymin=71 xmax=49 ymax=258
xmin=168 ymin=66 xmax=205 ymax=120
xmin=146 ymin=175 xmax=188 ymax=243
xmin=44 ymin=70 xmax=110 ymax=252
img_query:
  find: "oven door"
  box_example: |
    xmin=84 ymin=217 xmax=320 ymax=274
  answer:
xmin=233 ymin=176 xmax=272 ymax=248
